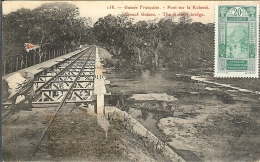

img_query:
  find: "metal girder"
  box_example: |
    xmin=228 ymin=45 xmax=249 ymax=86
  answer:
xmin=2 ymin=48 xmax=97 ymax=123
xmin=39 ymin=74 xmax=94 ymax=77
xmin=35 ymin=80 xmax=93 ymax=83
xmin=57 ymin=67 xmax=95 ymax=71
xmin=33 ymin=100 xmax=93 ymax=104
xmin=41 ymin=88 xmax=94 ymax=91
xmin=32 ymin=47 xmax=96 ymax=104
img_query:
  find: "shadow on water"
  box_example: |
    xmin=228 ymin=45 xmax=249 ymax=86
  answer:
xmin=126 ymin=107 xmax=172 ymax=137
xmin=168 ymin=145 xmax=203 ymax=162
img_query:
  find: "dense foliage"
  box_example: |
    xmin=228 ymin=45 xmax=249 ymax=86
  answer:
xmin=3 ymin=2 xmax=95 ymax=58
xmin=93 ymin=14 xmax=214 ymax=71
xmin=3 ymin=2 xmax=214 ymax=71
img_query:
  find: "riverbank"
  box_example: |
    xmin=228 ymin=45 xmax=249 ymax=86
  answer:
xmin=3 ymin=48 xmax=185 ymax=162
xmin=104 ymin=67 xmax=260 ymax=162
xmin=3 ymin=103 xmax=185 ymax=161
xmin=100 ymin=46 xmax=260 ymax=161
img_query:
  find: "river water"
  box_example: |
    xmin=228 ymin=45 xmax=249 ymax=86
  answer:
xmin=106 ymin=69 xmax=260 ymax=162
xmin=106 ymin=69 xmax=183 ymax=93
xmin=106 ymin=69 xmax=219 ymax=129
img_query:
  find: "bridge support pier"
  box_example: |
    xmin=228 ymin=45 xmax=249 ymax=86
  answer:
xmin=94 ymin=46 xmax=106 ymax=115
xmin=96 ymin=94 xmax=105 ymax=115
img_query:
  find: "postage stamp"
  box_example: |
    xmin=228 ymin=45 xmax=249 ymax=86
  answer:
xmin=215 ymin=4 xmax=259 ymax=78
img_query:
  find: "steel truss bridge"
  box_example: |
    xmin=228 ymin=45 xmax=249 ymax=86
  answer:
xmin=2 ymin=46 xmax=106 ymax=120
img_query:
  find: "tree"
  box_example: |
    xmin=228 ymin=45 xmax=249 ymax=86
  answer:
xmin=32 ymin=2 xmax=81 ymax=48
xmin=3 ymin=2 xmax=93 ymax=64
xmin=92 ymin=13 xmax=214 ymax=71
xmin=178 ymin=12 xmax=192 ymax=24
xmin=2 ymin=8 xmax=35 ymax=56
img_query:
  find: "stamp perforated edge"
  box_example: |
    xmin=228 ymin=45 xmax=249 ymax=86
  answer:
xmin=214 ymin=4 xmax=259 ymax=78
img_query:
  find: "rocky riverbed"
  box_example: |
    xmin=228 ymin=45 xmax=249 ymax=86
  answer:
xmin=105 ymin=68 xmax=260 ymax=162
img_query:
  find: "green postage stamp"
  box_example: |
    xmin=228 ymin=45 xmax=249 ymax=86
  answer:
xmin=215 ymin=4 xmax=259 ymax=78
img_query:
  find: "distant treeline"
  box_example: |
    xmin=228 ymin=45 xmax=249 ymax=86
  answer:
xmin=3 ymin=2 xmax=214 ymax=71
xmin=93 ymin=13 xmax=215 ymax=71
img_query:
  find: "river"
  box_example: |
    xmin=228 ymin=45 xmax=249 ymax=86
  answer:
xmin=105 ymin=69 xmax=260 ymax=162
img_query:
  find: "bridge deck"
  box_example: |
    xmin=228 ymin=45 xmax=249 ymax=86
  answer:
xmin=2 ymin=47 xmax=88 ymax=80
xmin=2 ymin=46 xmax=107 ymax=121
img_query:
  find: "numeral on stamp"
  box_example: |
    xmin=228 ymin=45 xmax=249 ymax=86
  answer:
xmin=215 ymin=4 xmax=259 ymax=78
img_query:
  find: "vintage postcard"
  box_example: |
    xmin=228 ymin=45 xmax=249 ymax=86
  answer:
xmin=2 ymin=1 xmax=260 ymax=162
xmin=215 ymin=4 xmax=259 ymax=78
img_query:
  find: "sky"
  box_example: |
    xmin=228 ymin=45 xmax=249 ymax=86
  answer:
xmin=3 ymin=1 xmax=260 ymax=24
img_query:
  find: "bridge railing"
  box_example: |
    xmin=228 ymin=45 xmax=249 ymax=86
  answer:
xmin=2 ymin=46 xmax=78 ymax=75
